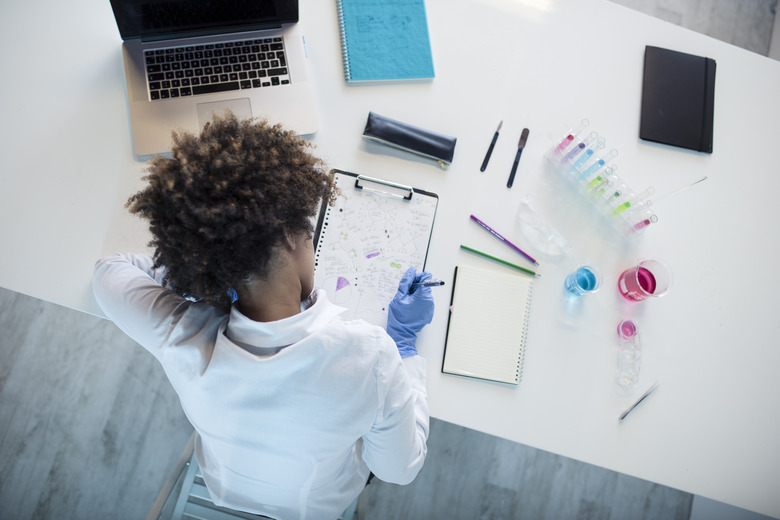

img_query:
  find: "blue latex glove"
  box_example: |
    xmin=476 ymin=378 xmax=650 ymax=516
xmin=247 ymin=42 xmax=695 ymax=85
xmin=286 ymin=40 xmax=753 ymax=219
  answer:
xmin=386 ymin=267 xmax=435 ymax=358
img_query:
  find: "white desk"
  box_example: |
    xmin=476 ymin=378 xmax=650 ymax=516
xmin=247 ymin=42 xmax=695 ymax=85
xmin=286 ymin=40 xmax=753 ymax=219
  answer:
xmin=2 ymin=0 xmax=779 ymax=517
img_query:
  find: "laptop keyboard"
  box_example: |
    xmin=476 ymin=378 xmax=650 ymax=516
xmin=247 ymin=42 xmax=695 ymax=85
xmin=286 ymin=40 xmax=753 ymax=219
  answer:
xmin=144 ymin=37 xmax=291 ymax=101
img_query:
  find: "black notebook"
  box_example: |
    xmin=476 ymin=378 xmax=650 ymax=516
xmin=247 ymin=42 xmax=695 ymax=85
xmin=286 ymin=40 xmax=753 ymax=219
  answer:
xmin=639 ymin=46 xmax=716 ymax=153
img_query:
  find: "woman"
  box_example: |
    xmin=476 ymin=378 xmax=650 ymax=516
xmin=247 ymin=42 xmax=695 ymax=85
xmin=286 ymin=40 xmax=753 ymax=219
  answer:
xmin=92 ymin=113 xmax=433 ymax=519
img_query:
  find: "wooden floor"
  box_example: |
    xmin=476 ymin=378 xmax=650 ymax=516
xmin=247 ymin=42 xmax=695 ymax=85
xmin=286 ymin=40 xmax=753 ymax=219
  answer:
xmin=0 ymin=286 xmax=693 ymax=519
xmin=360 ymin=419 xmax=692 ymax=520
xmin=1 ymin=2 xmax=777 ymax=519
xmin=0 ymin=288 xmax=193 ymax=519
xmin=608 ymin=0 xmax=777 ymax=58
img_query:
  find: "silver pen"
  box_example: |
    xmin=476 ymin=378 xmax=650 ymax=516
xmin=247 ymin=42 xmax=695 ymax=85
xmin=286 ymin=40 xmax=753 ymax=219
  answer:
xmin=619 ymin=382 xmax=660 ymax=423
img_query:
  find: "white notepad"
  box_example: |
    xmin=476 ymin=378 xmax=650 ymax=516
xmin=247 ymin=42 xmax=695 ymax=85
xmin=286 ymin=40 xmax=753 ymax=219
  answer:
xmin=442 ymin=264 xmax=534 ymax=385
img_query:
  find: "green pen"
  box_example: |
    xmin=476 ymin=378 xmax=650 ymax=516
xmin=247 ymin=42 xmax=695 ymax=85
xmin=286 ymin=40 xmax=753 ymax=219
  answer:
xmin=460 ymin=245 xmax=540 ymax=277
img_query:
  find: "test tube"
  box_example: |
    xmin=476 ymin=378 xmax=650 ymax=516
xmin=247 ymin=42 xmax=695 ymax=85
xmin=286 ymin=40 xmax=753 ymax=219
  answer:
xmin=601 ymin=180 xmax=626 ymax=203
xmin=610 ymin=201 xmax=632 ymax=216
xmin=622 ymin=198 xmax=653 ymax=221
xmin=585 ymin=174 xmax=605 ymax=191
xmin=628 ymin=187 xmax=655 ymax=207
xmin=629 ymin=213 xmax=658 ymax=233
xmin=561 ymin=131 xmax=598 ymax=164
xmin=555 ymin=119 xmax=590 ymax=153
xmin=570 ymin=137 xmax=605 ymax=173
xmin=611 ymin=186 xmax=655 ymax=217
xmin=579 ymin=148 xmax=618 ymax=181
xmin=592 ymin=177 xmax=613 ymax=196
xmin=593 ymin=166 xmax=617 ymax=196
xmin=586 ymin=165 xmax=616 ymax=191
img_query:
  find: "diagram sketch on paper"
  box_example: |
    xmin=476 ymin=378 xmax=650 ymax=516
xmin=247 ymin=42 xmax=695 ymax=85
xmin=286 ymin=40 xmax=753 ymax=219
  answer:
xmin=313 ymin=174 xmax=437 ymax=327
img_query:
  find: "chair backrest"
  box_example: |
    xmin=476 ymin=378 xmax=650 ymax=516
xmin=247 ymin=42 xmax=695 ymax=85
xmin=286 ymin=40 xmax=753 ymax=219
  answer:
xmin=147 ymin=431 xmax=360 ymax=520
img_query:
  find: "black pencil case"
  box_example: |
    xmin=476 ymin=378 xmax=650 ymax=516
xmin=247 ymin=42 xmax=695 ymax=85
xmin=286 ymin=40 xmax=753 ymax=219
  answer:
xmin=362 ymin=112 xmax=457 ymax=167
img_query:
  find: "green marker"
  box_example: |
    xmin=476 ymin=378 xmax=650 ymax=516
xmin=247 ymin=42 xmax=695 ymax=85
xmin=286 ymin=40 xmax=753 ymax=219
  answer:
xmin=460 ymin=245 xmax=539 ymax=277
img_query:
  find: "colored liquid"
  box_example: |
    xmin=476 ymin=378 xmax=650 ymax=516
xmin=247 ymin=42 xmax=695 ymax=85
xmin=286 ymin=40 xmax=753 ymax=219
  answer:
xmin=564 ymin=142 xmax=586 ymax=162
xmin=556 ymin=134 xmax=574 ymax=152
xmin=573 ymin=149 xmax=593 ymax=169
xmin=618 ymin=266 xmax=657 ymax=301
xmin=565 ymin=267 xmax=599 ymax=295
xmin=632 ymin=218 xmax=652 ymax=231
xmin=618 ymin=320 xmax=637 ymax=339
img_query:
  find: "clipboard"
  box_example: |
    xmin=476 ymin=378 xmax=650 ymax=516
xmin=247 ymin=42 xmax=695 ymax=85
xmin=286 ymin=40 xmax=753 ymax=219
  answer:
xmin=313 ymin=169 xmax=438 ymax=327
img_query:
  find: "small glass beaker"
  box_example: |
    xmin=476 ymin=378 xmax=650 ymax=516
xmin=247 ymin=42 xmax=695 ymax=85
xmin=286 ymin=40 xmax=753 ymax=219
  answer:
xmin=564 ymin=265 xmax=602 ymax=296
xmin=617 ymin=259 xmax=672 ymax=302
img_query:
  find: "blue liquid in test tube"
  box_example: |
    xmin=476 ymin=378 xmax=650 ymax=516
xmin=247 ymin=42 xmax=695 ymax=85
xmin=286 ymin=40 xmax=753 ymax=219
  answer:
xmin=580 ymin=159 xmax=606 ymax=180
xmin=572 ymin=149 xmax=593 ymax=170
xmin=580 ymin=149 xmax=618 ymax=180
xmin=571 ymin=138 xmax=605 ymax=171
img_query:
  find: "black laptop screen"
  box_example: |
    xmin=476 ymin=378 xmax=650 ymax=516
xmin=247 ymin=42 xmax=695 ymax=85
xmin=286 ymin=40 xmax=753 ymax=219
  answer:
xmin=110 ymin=0 xmax=299 ymax=40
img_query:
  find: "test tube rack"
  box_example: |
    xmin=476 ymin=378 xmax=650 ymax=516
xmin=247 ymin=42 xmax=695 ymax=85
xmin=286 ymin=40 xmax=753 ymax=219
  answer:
xmin=545 ymin=119 xmax=657 ymax=237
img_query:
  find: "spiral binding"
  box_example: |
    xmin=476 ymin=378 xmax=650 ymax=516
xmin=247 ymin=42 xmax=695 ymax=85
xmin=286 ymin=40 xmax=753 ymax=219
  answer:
xmin=314 ymin=173 xmax=341 ymax=269
xmin=516 ymin=279 xmax=534 ymax=384
xmin=313 ymin=206 xmax=330 ymax=268
xmin=336 ymin=0 xmax=352 ymax=81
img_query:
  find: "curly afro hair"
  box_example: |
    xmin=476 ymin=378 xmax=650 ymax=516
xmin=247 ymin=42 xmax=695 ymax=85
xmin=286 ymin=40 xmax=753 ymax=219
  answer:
xmin=127 ymin=113 xmax=337 ymax=311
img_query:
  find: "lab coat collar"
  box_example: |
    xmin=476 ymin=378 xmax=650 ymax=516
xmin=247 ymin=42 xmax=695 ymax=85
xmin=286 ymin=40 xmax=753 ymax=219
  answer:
xmin=224 ymin=289 xmax=345 ymax=351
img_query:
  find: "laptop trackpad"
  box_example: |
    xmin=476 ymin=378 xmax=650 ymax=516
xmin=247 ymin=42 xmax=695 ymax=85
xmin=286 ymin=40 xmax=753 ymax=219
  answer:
xmin=196 ymin=99 xmax=253 ymax=127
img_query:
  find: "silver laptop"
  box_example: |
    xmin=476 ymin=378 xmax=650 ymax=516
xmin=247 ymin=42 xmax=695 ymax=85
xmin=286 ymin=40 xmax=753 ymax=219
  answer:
xmin=109 ymin=0 xmax=318 ymax=156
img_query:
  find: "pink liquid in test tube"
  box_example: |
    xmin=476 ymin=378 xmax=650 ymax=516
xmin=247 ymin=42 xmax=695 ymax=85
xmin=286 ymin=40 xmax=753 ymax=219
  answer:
xmin=631 ymin=214 xmax=658 ymax=232
xmin=554 ymin=119 xmax=589 ymax=153
xmin=556 ymin=135 xmax=574 ymax=152
xmin=633 ymin=219 xmax=652 ymax=231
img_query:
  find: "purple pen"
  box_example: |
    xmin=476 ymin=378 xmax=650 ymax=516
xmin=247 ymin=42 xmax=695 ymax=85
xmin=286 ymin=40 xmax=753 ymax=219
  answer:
xmin=469 ymin=214 xmax=539 ymax=266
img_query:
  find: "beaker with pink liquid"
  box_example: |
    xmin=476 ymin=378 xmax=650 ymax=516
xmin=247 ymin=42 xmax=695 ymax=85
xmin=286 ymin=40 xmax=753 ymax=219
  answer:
xmin=617 ymin=259 xmax=673 ymax=302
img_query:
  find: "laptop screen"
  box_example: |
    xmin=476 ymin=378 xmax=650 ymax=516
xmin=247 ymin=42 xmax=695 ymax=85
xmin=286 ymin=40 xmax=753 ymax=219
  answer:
xmin=110 ymin=0 xmax=299 ymax=41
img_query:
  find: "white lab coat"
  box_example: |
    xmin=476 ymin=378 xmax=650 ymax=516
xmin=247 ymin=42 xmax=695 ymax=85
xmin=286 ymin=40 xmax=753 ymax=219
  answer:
xmin=92 ymin=254 xmax=428 ymax=520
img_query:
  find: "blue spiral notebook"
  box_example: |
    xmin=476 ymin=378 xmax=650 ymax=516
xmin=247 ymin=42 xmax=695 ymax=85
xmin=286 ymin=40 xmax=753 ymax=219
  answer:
xmin=336 ymin=0 xmax=435 ymax=82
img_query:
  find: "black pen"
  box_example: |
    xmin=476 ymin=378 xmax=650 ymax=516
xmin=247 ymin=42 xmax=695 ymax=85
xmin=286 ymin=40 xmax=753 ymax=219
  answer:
xmin=412 ymin=279 xmax=445 ymax=288
xmin=480 ymin=121 xmax=502 ymax=172
xmin=619 ymin=382 xmax=660 ymax=423
xmin=507 ymin=128 xmax=529 ymax=188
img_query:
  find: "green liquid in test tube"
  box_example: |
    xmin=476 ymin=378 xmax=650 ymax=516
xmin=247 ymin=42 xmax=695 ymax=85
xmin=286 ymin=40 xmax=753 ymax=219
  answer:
xmin=611 ymin=201 xmax=631 ymax=215
xmin=586 ymin=176 xmax=603 ymax=190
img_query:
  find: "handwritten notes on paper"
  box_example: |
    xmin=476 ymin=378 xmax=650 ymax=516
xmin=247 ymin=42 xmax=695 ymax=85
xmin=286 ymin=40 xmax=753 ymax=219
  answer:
xmin=314 ymin=171 xmax=437 ymax=327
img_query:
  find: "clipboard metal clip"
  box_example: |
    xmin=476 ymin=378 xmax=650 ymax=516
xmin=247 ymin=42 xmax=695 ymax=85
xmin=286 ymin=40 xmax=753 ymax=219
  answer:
xmin=355 ymin=175 xmax=413 ymax=201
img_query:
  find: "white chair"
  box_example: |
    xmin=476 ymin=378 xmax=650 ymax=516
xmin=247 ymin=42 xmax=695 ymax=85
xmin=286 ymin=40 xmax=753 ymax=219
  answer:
xmin=147 ymin=432 xmax=361 ymax=520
